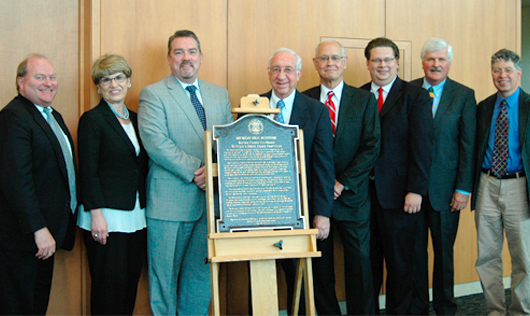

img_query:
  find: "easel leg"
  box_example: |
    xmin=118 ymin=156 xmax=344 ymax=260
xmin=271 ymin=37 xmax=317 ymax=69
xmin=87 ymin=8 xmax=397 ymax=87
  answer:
xmin=303 ymin=258 xmax=316 ymax=316
xmin=210 ymin=262 xmax=220 ymax=316
xmin=250 ymin=260 xmax=279 ymax=316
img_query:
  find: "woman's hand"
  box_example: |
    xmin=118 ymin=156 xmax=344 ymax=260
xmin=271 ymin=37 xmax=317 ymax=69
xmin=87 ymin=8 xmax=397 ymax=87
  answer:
xmin=91 ymin=208 xmax=109 ymax=245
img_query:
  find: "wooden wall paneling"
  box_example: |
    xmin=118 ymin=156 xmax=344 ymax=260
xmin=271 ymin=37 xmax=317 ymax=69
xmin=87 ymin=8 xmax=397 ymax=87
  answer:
xmin=0 ymin=1 xmax=83 ymax=315
xmin=385 ymin=0 xmax=521 ymax=285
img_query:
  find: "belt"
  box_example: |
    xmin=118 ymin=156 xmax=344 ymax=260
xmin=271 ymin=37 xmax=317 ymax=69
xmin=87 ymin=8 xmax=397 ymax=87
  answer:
xmin=482 ymin=168 xmax=526 ymax=179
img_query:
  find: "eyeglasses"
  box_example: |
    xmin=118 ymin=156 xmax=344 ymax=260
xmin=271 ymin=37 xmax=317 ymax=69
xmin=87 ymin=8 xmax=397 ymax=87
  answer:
xmin=99 ymin=74 xmax=127 ymax=86
xmin=492 ymin=67 xmax=517 ymax=75
xmin=370 ymin=57 xmax=396 ymax=64
xmin=269 ymin=66 xmax=297 ymax=75
xmin=316 ymin=55 xmax=344 ymax=63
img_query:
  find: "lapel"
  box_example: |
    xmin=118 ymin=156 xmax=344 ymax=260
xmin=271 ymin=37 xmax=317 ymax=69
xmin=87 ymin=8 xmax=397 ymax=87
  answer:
xmin=289 ymin=90 xmax=307 ymax=126
xmin=434 ymin=77 xmax=455 ymax=126
xmin=166 ymin=75 xmax=205 ymax=143
xmin=25 ymin=100 xmax=69 ymax=181
xmin=380 ymin=76 xmax=403 ymax=117
xmin=335 ymin=84 xmax=353 ymax=142
xmin=99 ymin=100 xmax=137 ymax=157
xmin=519 ymin=89 xmax=530 ymax=146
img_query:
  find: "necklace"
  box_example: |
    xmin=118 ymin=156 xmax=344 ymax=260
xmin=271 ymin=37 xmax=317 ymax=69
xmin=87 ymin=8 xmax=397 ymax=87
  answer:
xmin=108 ymin=104 xmax=130 ymax=120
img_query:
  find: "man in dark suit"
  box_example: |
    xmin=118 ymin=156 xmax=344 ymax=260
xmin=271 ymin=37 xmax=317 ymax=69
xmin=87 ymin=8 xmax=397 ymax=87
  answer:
xmin=304 ymin=40 xmax=380 ymax=315
xmin=0 ymin=54 xmax=77 ymax=315
xmin=263 ymin=47 xmax=335 ymax=315
xmin=410 ymin=38 xmax=476 ymax=316
xmin=360 ymin=37 xmax=433 ymax=315
xmin=472 ymin=49 xmax=530 ymax=316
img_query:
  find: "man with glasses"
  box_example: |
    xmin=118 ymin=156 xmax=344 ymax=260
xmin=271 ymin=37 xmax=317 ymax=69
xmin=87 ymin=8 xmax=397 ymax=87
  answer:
xmin=361 ymin=37 xmax=433 ymax=315
xmin=473 ymin=49 xmax=530 ymax=316
xmin=304 ymin=39 xmax=380 ymax=315
xmin=410 ymin=37 xmax=476 ymax=316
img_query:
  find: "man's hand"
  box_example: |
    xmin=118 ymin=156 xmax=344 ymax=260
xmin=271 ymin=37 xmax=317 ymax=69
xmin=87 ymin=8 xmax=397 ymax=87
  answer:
xmin=404 ymin=192 xmax=422 ymax=214
xmin=313 ymin=215 xmax=330 ymax=240
xmin=34 ymin=227 xmax=56 ymax=260
xmin=450 ymin=191 xmax=470 ymax=212
xmin=193 ymin=166 xmax=206 ymax=191
xmin=334 ymin=180 xmax=345 ymax=200
xmin=91 ymin=208 xmax=109 ymax=245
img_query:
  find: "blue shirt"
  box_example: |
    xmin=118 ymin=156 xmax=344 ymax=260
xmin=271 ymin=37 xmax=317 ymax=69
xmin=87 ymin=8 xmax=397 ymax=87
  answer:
xmin=482 ymin=87 xmax=523 ymax=173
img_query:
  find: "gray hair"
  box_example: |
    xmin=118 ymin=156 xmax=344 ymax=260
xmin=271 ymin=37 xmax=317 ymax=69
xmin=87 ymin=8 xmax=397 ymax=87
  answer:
xmin=491 ymin=49 xmax=521 ymax=70
xmin=314 ymin=39 xmax=346 ymax=57
xmin=421 ymin=37 xmax=453 ymax=61
xmin=268 ymin=48 xmax=302 ymax=73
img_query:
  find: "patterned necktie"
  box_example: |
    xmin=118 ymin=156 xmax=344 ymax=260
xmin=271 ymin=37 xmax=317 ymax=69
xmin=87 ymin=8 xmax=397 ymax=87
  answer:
xmin=325 ymin=91 xmax=337 ymax=135
xmin=43 ymin=107 xmax=77 ymax=213
xmin=491 ymin=100 xmax=509 ymax=178
xmin=428 ymin=86 xmax=434 ymax=108
xmin=377 ymin=87 xmax=384 ymax=113
xmin=186 ymin=85 xmax=207 ymax=130
xmin=275 ymin=100 xmax=285 ymax=124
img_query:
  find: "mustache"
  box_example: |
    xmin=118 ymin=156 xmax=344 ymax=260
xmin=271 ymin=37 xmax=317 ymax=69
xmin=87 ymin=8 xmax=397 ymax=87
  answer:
xmin=429 ymin=66 xmax=443 ymax=72
xmin=180 ymin=61 xmax=193 ymax=67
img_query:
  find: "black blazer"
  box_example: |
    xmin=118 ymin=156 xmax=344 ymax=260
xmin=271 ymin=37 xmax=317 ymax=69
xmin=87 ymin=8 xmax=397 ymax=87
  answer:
xmin=411 ymin=77 xmax=476 ymax=212
xmin=0 ymin=95 xmax=76 ymax=252
xmin=361 ymin=77 xmax=434 ymax=209
xmin=262 ymin=90 xmax=335 ymax=218
xmin=78 ymin=99 xmax=148 ymax=212
xmin=472 ymin=88 xmax=530 ymax=210
xmin=304 ymin=83 xmax=381 ymax=221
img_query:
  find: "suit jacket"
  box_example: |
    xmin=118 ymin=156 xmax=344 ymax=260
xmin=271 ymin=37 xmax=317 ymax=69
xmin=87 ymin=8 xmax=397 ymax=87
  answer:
xmin=78 ymin=99 xmax=148 ymax=212
xmin=361 ymin=77 xmax=434 ymax=209
xmin=472 ymin=88 xmax=530 ymax=210
xmin=411 ymin=77 xmax=476 ymax=212
xmin=262 ymin=90 xmax=335 ymax=218
xmin=304 ymin=83 xmax=380 ymax=220
xmin=0 ymin=95 xmax=76 ymax=252
xmin=138 ymin=75 xmax=234 ymax=222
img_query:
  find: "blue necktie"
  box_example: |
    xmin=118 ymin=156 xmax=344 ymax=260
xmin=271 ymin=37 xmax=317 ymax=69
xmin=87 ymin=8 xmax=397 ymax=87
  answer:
xmin=186 ymin=85 xmax=207 ymax=130
xmin=43 ymin=107 xmax=77 ymax=213
xmin=275 ymin=100 xmax=285 ymax=124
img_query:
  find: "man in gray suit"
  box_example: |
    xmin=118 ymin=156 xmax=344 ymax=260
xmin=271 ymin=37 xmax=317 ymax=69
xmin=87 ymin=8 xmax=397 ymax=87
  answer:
xmin=138 ymin=30 xmax=233 ymax=316
xmin=410 ymin=38 xmax=476 ymax=315
xmin=473 ymin=49 xmax=530 ymax=316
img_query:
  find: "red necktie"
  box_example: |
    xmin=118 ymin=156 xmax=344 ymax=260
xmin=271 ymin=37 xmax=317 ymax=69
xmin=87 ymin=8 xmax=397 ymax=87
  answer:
xmin=325 ymin=91 xmax=337 ymax=135
xmin=377 ymin=87 xmax=384 ymax=113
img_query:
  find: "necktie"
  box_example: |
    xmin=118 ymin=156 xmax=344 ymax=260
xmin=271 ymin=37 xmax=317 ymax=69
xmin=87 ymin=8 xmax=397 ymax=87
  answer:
xmin=43 ymin=107 xmax=77 ymax=213
xmin=275 ymin=100 xmax=285 ymax=124
xmin=491 ymin=100 xmax=509 ymax=178
xmin=428 ymin=86 xmax=434 ymax=108
xmin=186 ymin=85 xmax=207 ymax=130
xmin=325 ymin=91 xmax=337 ymax=135
xmin=377 ymin=87 xmax=384 ymax=113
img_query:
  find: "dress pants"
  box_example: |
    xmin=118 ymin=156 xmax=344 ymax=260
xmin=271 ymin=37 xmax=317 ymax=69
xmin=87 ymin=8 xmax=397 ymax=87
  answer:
xmin=475 ymin=173 xmax=530 ymax=315
xmin=147 ymin=212 xmax=210 ymax=316
xmin=411 ymin=196 xmax=460 ymax=316
xmin=83 ymin=228 xmax=147 ymax=315
xmin=0 ymin=250 xmax=55 ymax=315
xmin=313 ymin=216 xmax=374 ymax=315
xmin=370 ymin=181 xmax=420 ymax=315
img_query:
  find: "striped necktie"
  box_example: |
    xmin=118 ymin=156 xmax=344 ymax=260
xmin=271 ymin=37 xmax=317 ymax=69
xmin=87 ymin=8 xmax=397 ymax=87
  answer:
xmin=325 ymin=91 xmax=337 ymax=135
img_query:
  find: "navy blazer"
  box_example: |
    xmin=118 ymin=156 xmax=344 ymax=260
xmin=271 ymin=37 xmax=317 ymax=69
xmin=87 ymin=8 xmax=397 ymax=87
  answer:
xmin=78 ymin=99 xmax=148 ymax=212
xmin=361 ymin=77 xmax=434 ymax=209
xmin=0 ymin=95 xmax=77 ymax=252
xmin=411 ymin=77 xmax=476 ymax=212
xmin=472 ymin=88 xmax=530 ymax=210
xmin=262 ymin=90 xmax=335 ymax=218
xmin=304 ymin=83 xmax=380 ymax=220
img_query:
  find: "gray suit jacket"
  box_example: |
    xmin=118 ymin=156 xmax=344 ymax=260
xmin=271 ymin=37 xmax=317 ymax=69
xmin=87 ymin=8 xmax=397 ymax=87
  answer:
xmin=411 ymin=77 xmax=476 ymax=212
xmin=472 ymin=88 xmax=530 ymax=210
xmin=138 ymin=75 xmax=233 ymax=222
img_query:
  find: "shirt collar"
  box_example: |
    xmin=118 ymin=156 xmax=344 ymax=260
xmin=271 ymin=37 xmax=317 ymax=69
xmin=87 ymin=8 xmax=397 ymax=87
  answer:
xmin=422 ymin=78 xmax=447 ymax=98
xmin=497 ymin=87 xmax=521 ymax=108
xmin=271 ymin=89 xmax=296 ymax=109
xmin=371 ymin=76 xmax=397 ymax=94
xmin=175 ymin=76 xmax=200 ymax=92
xmin=321 ymin=81 xmax=344 ymax=101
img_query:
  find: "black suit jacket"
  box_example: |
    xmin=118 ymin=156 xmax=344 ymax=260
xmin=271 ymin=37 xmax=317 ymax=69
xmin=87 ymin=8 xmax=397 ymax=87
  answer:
xmin=472 ymin=88 xmax=530 ymax=210
xmin=304 ymin=83 xmax=381 ymax=221
xmin=78 ymin=99 xmax=148 ymax=212
xmin=361 ymin=77 xmax=434 ymax=209
xmin=411 ymin=77 xmax=476 ymax=212
xmin=0 ymin=95 xmax=76 ymax=252
xmin=262 ymin=90 xmax=335 ymax=218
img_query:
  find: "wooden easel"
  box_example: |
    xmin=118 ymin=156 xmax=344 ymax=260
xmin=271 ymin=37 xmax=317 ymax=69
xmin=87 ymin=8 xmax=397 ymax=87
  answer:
xmin=205 ymin=95 xmax=321 ymax=315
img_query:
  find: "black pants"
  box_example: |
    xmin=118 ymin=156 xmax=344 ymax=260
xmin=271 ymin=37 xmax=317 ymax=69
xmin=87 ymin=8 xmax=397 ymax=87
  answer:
xmin=83 ymin=228 xmax=147 ymax=315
